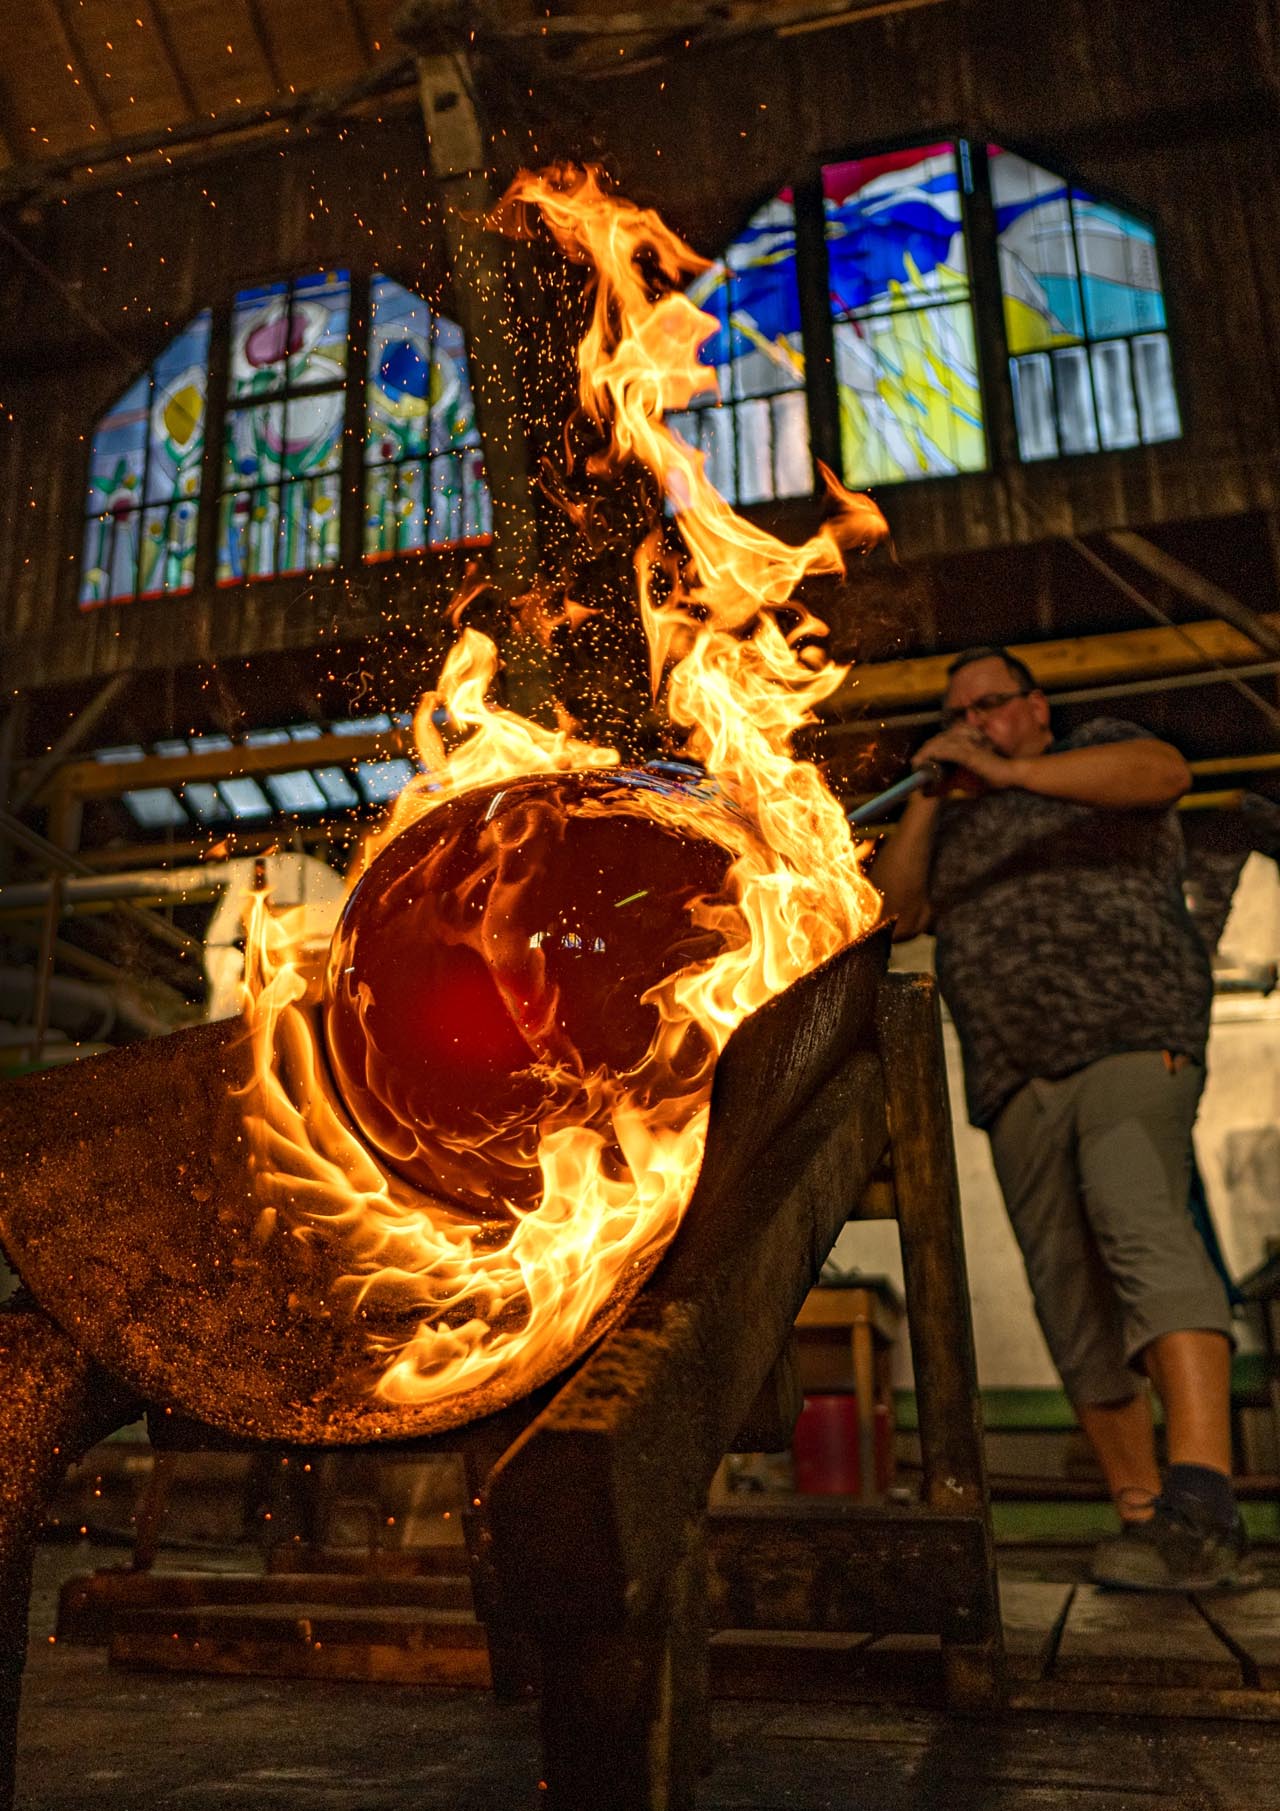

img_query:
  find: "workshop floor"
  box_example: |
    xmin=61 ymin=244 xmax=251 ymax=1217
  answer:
xmin=15 ymin=1542 xmax=1280 ymax=1811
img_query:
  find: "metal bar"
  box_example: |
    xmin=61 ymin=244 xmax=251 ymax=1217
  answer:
xmin=823 ymin=657 xmax=1280 ymax=736
xmin=10 ymin=674 xmax=133 ymax=814
xmin=29 ymin=876 xmax=60 ymax=1065
xmin=1106 ymin=531 xmax=1280 ymax=660
xmin=845 ymin=762 xmax=939 ymax=827
xmin=0 ymin=807 xmax=202 ymax=961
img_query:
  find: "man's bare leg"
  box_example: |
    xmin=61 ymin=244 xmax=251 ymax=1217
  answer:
xmin=1144 ymin=1328 xmax=1232 ymax=1473
xmin=1076 ymin=1393 xmax=1161 ymax=1522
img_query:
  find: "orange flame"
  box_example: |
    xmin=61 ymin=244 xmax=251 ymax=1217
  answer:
xmin=237 ymin=165 xmax=886 ymax=1415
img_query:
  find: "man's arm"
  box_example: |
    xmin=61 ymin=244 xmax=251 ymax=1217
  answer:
xmin=870 ymin=788 xmax=943 ymax=940
xmin=912 ymin=725 xmax=1191 ymax=810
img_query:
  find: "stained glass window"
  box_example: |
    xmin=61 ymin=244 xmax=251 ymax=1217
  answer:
xmin=80 ymin=312 xmax=210 ymax=608
xmin=823 ymin=145 xmax=986 ymax=486
xmin=217 ymin=270 xmax=350 ymax=584
xmin=990 ymin=146 xmax=1181 ymax=460
xmin=364 ymin=275 xmax=492 ymax=558
xmin=667 ymin=193 xmax=813 ymax=506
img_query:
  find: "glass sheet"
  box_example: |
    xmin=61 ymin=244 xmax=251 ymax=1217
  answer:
xmin=990 ymin=147 xmax=1084 ymax=353
xmin=123 ymin=788 xmax=188 ymax=829
xmin=264 ymin=771 xmax=329 ymax=813
xmin=145 ymin=312 xmax=211 ymax=505
xmin=834 ymin=302 xmax=985 ymax=485
xmin=1009 ymin=354 xmax=1059 ymax=461
xmin=138 ymin=501 xmax=198 ymax=597
xmin=1071 ymin=197 xmax=1166 ymax=339
xmin=217 ymin=488 xmax=280 ymax=584
xmin=823 ymin=146 xmax=968 ymax=319
xmin=364 ymin=277 xmax=492 ymax=555
xmin=1091 ymin=338 xmax=1140 ymax=449
xmin=217 ymin=777 xmax=273 ymax=820
xmin=1132 ymin=333 xmax=1181 ymax=442
xmin=355 ymin=759 xmax=415 ymax=804
xmin=230 ymin=273 xmax=348 ymax=399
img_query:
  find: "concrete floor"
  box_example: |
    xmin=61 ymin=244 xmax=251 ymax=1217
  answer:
xmin=15 ymin=1543 xmax=1280 ymax=1811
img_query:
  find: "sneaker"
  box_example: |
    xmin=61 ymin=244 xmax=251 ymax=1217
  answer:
xmin=1089 ymin=1498 xmax=1261 ymax=1592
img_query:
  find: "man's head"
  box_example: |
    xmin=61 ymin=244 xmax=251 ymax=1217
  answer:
xmin=941 ymin=646 xmax=1051 ymax=758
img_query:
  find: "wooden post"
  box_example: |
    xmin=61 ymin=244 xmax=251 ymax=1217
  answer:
xmin=0 ymin=1308 xmax=133 ymax=1811
xmin=874 ymin=972 xmax=1004 ymax=1710
xmin=398 ymin=1 xmax=557 ymax=721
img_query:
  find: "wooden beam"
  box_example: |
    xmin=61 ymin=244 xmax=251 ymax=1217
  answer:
xmin=825 ymin=610 xmax=1280 ymax=717
xmin=338 ymin=0 xmax=376 ymax=66
xmin=1106 ymin=532 xmax=1280 ymax=660
xmin=43 ymin=0 xmax=112 ymax=137
xmin=241 ymin=0 xmax=285 ymax=94
xmin=10 ymin=674 xmax=134 ymax=814
xmin=44 ymin=724 xmax=413 ymax=804
xmin=137 ymin=0 xmax=199 ymax=122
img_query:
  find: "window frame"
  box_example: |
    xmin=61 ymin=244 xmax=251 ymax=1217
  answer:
xmin=76 ymin=261 xmax=493 ymax=612
xmin=684 ymin=131 xmax=1179 ymax=501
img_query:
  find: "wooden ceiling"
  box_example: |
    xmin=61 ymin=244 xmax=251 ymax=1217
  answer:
xmin=0 ymin=0 xmax=944 ymax=199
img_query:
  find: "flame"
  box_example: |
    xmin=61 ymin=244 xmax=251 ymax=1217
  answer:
xmin=236 ymin=165 xmax=886 ymax=1419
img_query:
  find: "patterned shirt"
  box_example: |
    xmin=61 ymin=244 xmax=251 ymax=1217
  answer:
xmin=928 ymin=719 xmax=1213 ymax=1129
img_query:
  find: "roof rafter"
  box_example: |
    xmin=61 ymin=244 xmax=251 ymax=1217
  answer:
xmin=338 ymin=0 xmax=376 ymax=67
xmin=240 ymin=0 xmax=286 ymax=93
xmin=42 ymin=0 xmax=113 ymax=139
xmin=137 ymin=0 xmax=200 ymax=122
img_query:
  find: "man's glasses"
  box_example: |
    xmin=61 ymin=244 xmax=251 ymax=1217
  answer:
xmin=939 ymin=689 xmax=1030 ymax=731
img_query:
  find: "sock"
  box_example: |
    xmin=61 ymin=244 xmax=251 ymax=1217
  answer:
xmin=1163 ymin=1462 xmax=1237 ymax=1529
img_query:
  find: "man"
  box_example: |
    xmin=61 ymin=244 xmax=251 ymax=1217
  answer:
xmin=874 ymin=645 xmax=1252 ymax=1591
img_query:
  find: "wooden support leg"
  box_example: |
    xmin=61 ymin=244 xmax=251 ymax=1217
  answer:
xmin=537 ymin=1520 xmax=709 ymax=1811
xmin=461 ymin=1436 xmax=539 ymax=1703
xmin=876 ymin=976 xmax=1005 ymax=1711
xmin=0 ymin=1306 xmax=134 ymax=1811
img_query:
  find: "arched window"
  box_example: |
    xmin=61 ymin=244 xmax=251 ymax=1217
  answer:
xmin=79 ymin=312 xmax=210 ymax=607
xmin=990 ymin=146 xmax=1180 ymax=459
xmin=681 ymin=139 xmax=1179 ymax=502
xmin=79 ymin=273 xmax=491 ymax=608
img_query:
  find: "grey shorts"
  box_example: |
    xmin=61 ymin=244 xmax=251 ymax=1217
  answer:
xmin=988 ymin=1050 xmax=1234 ymax=1407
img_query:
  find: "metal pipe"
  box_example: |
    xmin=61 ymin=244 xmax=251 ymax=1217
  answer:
xmin=845 ymin=761 xmax=942 ymax=827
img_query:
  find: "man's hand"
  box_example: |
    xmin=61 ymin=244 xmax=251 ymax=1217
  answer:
xmin=913 ymin=725 xmax=1024 ymax=791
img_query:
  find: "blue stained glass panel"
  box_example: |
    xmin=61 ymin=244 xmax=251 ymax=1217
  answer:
xmin=146 ymin=313 xmax=210 ymax=505
xmin=991 ymin=145 xmax=1180 ymax=460
xmin=364 ymin=275 xmax=492 ymax=558
xmin=824 ymin=145 xmax=969 ymax=318
xmin=81 ymin=311 xmax=211 ymax=607
xmin=675 ymin=191 xmax=812 ymax=506
xmin=822 ymin=146 xmax=985 ymax=486
xmin=230 ymin=272 xmax=349 ymax=399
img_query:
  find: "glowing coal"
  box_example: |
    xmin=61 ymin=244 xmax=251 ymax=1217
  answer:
xmin=323 ymin=766 xmax=750 ymax=1218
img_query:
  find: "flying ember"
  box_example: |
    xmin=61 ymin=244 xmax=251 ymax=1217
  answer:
xmin=238 ymin=165 xmax=888 ymax=1419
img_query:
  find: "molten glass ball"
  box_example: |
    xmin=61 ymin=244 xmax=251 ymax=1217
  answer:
xmin=322 ymin=767 xmax=746 ymax=1217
